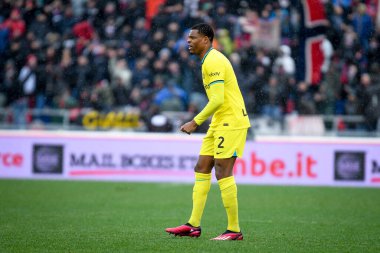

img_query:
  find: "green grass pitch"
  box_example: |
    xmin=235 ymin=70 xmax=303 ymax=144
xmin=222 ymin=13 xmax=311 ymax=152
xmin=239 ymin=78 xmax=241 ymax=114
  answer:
xmin=0 ymin=179 xmax=379 ymax=253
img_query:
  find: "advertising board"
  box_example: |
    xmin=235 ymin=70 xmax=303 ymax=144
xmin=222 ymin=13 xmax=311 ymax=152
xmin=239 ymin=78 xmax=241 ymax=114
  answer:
xmin=0 ymin=131 xmax=379 ymax=187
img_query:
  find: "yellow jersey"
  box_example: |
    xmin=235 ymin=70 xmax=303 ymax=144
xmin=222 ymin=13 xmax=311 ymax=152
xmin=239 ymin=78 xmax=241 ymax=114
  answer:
xmin=194 ymin=48 xmax=251 ymax=130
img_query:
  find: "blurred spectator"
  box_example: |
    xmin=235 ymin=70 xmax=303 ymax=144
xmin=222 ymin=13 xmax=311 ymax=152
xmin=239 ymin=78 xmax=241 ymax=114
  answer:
xmin=216 ymin=29 xmax=234 ymax=56
xmin=320 ymin=62 xmax=342 ymax=115
xmin=313 ymin=85 xmax=328 ymax=115
xmin=0 ymin=0 xmax=378 ymax=132
xmin=296 ymin=81 xmax=316 ymax=115
xmin=73 ymin=55 xmax=92 ymax=99
xmin=345 ymin=92 xmax=359 ymax=116
xmin=320 ymin=38 xmax=334 ymax=76
xmin=57 ymin=5 xmax=78 ymax=36
xmin=167 ymin=61 xmax=182 ymax=88
xmin=73 ymin=16 xmax=93 ymax=41
xmin=3 ymin=8 xmax=25 ymax=40
xmin=112 ymin=77 xmax=132 ymax=107
xmin=54 ymin=87 xmax=78 ymax=109
xmin=153 ymin=79 xmax=188 ymax=112
xmin=150 ymin=4 xmax=170 ymax=32
xmin=272 ymin=45 xmax=295 ymax=76
xmin=91 ymin=79 xmax=114 ymax=111
xmin=278 ymin=0 xmax=292 ymax=44
xmin=283 ymin=77 xmax=298 ymax=114
xmin=18 ymin=54 xmax=38 ymax=102
xmin=251 ymin=65 xmax=268 ymax=114
xmin=351 ymin=3 xmax=374 ymax=52
xmin=332 ymin=0 xmax=352 ymax=20
xmin=0 ymin=23 xmax=9 ymax=55
xmin=89 ymin=42 xmax=109 ymax=83
xmin=213 ymin=3 xmax=234 ymax=33
xmin=132 ymin=18 xmax=149 ymax=46
xmin=109 ymin=57 xmax=132 ymax=89
xmin=29 ymin=12 xmax=50 ymax=40
xmin=0 ymin=60 xmax=16 ymax=107
xmin=262 ymin=76 xmax=283 ymax=120
xmin=132 ymin=58 xmax=152 ymax=87
xmin=356 ymin=73 xmax=380 ymax=130
xmin=11 ymin=54 xmax=39 ymax=127
xmin=72 ymin=15 xmax=94 ymax=54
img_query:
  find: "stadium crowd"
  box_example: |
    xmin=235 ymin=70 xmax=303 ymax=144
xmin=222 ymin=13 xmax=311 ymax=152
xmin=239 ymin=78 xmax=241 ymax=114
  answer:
xmin=0 ymin=0 xmax=379 ymax=131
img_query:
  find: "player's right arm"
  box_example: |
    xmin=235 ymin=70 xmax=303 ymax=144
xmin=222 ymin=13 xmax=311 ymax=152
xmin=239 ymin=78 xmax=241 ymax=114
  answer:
xmin=180 ymin=80 xmax=224 ymax=134
xmin=193 ymin=83 xmax=224 ymax=125
xmin=194 ymin=53 xmax=226 ymax=126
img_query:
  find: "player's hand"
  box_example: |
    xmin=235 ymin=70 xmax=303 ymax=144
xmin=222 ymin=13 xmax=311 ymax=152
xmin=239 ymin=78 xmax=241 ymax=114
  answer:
xmin=180 ymin=120 xmax=198 ymax=135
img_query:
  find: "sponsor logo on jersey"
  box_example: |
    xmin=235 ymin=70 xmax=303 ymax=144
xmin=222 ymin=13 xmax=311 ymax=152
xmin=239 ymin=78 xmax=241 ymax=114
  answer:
xmin=208 ymin=72 xmax=220 ymax=77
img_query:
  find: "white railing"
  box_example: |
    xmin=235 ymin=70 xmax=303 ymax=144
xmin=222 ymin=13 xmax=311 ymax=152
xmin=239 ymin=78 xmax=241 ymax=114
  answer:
xmin=0 ymin=108 xmax=379 ymax=136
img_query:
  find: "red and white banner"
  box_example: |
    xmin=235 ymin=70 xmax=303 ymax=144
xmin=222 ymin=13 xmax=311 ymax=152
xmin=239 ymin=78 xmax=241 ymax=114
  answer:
xmin=296 ymin=0 xmax=328 ymax=85
xmin=0 ymin=131 xmax=379 ymax=187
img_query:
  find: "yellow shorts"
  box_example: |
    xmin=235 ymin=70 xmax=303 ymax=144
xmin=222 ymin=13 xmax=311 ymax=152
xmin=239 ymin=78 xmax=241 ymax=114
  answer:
xmin=199 ymin=128 xmax=248 ymax=159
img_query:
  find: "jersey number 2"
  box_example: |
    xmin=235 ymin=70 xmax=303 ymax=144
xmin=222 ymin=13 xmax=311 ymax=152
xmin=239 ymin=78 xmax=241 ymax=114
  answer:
xmin=218 ymin=136 xmax=225 ymax=148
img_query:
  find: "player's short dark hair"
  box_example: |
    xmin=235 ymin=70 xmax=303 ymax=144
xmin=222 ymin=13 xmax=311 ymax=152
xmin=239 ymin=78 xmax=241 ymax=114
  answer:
xmin=191 ymin=23 xmax=214 ymax=42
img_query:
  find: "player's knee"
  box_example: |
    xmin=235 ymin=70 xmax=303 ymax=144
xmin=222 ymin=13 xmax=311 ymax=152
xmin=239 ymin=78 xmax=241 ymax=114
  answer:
xmin=215 ymin=171 xmax=227 ymax=180
xmin=214 ymin=161 xmax=234 ymax=180
xmin=194 ymin=162 xmax=208 ymax=173
xmin=214 ymin=166 xmax=227 ymax=180
xmin=215 ymin=170 xmax=223 ymax=180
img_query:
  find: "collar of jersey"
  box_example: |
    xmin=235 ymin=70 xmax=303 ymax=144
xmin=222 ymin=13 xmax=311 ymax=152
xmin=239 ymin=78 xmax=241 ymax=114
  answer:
xmin=201 ymin=47 xmax=213 ymax=65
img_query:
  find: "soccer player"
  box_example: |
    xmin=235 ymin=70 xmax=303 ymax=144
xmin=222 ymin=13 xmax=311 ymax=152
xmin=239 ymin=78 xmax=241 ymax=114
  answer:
xmin=165 ymin=23 xmax=250 ymax=241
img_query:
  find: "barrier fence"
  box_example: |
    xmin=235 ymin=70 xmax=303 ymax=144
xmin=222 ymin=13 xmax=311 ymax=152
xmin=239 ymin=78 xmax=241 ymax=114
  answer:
xmin=0 ymin=108 xmax=379 ymax=136
xmin=1 ymin=130 xmax=379 ymax=187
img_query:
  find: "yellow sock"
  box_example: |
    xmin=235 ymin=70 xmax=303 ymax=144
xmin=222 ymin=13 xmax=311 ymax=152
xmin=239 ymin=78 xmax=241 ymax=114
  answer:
xmin=218 ymin=176 xmax=240 ymax=232
xmin=188 ymin=172 xmax=212 ymax=227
